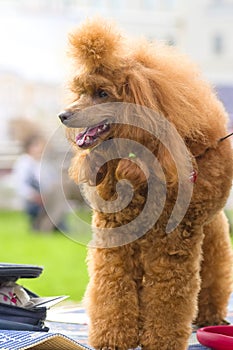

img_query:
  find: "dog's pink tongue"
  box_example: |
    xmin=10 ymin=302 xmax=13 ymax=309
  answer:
xmin=86 ymin=126 xmax=98 ymax=136
xmin=75 ymin=126 xmax=98 ymax=146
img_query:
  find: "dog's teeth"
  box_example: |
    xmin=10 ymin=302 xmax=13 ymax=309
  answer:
xmin=103 ymin=124 xmax=108 ymax=130
xmin=98 ymin=127 xmax=102 ymax=133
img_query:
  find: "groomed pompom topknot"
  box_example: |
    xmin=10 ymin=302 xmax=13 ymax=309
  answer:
xmin=69 ymin=18 xmax=122 ymax=71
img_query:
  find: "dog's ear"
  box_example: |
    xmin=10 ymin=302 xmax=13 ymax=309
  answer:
xmin=69 ymin=18 xmax=123 ymax=71
xmin=68 ymin=152 xmax=88 ymax=184
xmin=69 ymin=151 xmax=108 ymax=186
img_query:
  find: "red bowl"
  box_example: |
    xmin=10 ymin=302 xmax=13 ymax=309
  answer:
xmin=197 ymin=325 xmax=233 ymax=350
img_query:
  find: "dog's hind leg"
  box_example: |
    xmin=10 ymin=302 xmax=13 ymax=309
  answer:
xmin=195 ymin=210 xmax=233 ymax=327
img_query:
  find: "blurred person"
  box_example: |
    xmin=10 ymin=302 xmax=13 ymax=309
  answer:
xmin=13 ymin=135 xmax=67 ymax=232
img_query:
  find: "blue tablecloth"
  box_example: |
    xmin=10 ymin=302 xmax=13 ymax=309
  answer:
xmin=1 ymin=294 xmax=233 ymax=349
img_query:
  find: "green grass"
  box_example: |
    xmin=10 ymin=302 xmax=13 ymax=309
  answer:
xmin=2 ymin=209 xmax=232 ymax=303
xmin=0 ymin=210 xmax=91 ymax=301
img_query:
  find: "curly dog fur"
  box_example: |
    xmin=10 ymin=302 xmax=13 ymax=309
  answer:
xmin=59 ymin=18 xmax=233 ymax=350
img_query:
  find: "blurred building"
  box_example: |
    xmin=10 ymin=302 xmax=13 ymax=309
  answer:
xmin=0 ymin=0 xmax=232 ymax=207
xmin=10 ymin=0 xmax=232 ymax=82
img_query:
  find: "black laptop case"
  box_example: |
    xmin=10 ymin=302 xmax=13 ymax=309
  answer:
xmin=0 ymin=263 xmax=48 ymax=332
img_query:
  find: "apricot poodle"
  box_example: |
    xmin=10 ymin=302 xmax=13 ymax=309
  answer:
xmin=59 ymin=19 xmax=233 ymax=350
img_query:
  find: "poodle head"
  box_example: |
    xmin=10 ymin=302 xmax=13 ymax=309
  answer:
xmin=59 ymin=18 xmax=220 ymax=188
xmin=60 ymin=18 xmax=169 ymax=152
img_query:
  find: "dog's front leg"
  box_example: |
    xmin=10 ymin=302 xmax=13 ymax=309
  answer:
xmin=139 ymin=230 xmax=203 ymax=350
xmin=84 ymin=246 xmax=140 ymax=350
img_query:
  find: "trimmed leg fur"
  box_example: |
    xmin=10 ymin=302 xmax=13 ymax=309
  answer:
xmin=85 ymin=246 xmax=140 ymax=350
xmin=139 ymin=228 xmax=204 ymax=350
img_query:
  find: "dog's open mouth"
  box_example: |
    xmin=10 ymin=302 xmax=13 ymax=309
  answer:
xmin=75 ymin=121 xmax=110 ymax=148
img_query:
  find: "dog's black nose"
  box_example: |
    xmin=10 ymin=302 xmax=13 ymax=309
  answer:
xmin=58 ymin=110 xmax=74 ymax=123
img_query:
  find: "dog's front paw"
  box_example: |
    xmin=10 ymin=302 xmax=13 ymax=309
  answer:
xmin=93 ymin=342 xmax=136 ymax=350
xmin=90 ymin=329 xmax=139 ymax=350
xmin=98 ymin=347 xmax=118 ymax=350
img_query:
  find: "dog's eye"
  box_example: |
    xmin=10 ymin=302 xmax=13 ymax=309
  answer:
xmin=98 ymin=90 xmax=108 ymax=98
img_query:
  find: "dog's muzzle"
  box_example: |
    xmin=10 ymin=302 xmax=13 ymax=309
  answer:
xmin=58 ymin=103 xmax=117 ymax=129
xmin=58 ymin=110 xmax=75 ymax=124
